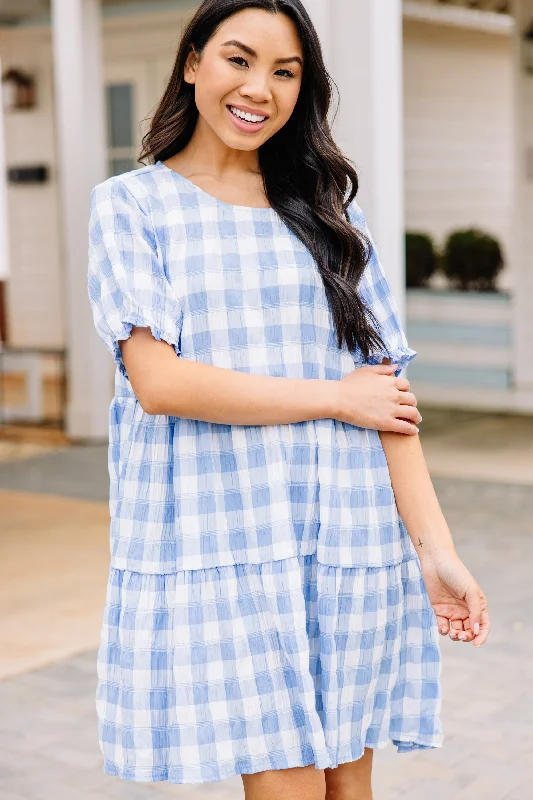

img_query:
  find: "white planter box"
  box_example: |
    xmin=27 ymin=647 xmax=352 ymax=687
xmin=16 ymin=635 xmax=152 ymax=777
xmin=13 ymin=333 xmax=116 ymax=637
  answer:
xmin=406 ymin=289 xmax=512 ymax=390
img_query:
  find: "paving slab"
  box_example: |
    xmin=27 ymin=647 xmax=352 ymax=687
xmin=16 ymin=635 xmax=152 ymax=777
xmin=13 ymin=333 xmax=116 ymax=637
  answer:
xmin=0 ymin=443 xmax=109 ymax=501
xmin=0 ymin=489 xmax=109 ymax=679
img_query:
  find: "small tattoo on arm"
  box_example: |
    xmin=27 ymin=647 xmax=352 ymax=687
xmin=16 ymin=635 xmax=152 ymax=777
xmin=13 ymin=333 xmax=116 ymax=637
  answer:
xmin=417 ymin=538 xmax=423 ymax=548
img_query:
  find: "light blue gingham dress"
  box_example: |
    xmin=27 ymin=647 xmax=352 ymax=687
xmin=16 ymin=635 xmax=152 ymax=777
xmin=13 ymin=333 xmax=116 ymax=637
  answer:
xmin=87 ymin=161 xmax=443 ymax=784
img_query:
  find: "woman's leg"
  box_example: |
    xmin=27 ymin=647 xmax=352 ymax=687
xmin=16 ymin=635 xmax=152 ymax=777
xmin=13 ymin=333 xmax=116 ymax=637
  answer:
xmin=241 ymin=765 xmax=326 ymax=800
xmin=324 ymin=748 xmax=374 ymax=800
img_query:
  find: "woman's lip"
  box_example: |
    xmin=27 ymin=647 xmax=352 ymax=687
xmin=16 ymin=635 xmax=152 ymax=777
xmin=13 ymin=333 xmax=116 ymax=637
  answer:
xmin=226 ymin=105 xmax=268 ymax=134
xmin=228 ymin=103 xmax=270 ymax=118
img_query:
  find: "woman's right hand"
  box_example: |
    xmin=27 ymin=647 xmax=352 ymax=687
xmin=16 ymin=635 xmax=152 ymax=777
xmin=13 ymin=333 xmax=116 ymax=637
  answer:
xmin=334 ymin=363 xmax=422 ymax=434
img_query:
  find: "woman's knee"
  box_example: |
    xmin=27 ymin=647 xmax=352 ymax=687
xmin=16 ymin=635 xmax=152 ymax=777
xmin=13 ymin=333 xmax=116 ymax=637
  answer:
xmin=241 ymin=764 xmax=326 ymax=800
xmin=324 ymin=749 xmax=374 ymax=800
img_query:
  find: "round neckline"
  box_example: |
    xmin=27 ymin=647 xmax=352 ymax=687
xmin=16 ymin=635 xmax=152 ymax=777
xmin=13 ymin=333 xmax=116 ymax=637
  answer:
xmin=156 ymin=160 xmax=277 ymax=214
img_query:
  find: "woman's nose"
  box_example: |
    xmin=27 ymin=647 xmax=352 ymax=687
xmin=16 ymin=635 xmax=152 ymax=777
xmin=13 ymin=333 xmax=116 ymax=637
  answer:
xmin=239 ymin=73 xmax=273 ymax=103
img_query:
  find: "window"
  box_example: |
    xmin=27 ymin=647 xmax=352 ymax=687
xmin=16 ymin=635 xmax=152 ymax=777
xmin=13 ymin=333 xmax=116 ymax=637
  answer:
xmin=106 ymin=83 xmax=136 ymax=177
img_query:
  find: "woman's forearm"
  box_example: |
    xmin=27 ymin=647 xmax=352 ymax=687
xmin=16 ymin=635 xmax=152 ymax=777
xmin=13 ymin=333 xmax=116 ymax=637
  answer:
xmin=156 ymin=359 xmax=336 ymax=424
xmin=121 ymin=330 xmax=337 ymax=424
xmin=120 ymin=327 xmax=421 ymax=432
xmin=379 ymin=431 xmax=456 ymax=563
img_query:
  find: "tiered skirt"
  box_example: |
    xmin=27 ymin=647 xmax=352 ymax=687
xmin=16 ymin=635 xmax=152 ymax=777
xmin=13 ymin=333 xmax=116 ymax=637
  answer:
xmin=96 ymin=553 xmax=443 ymax=784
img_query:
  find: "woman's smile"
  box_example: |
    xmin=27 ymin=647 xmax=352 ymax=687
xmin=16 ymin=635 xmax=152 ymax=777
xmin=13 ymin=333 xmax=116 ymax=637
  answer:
xmin=226 ymin=103 xmax=269 ymax=134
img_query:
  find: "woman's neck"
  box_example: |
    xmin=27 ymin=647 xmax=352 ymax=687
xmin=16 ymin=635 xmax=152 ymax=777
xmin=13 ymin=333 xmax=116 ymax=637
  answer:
xmin=169 ymin=115 xmax=261 ymax=182
xmin=163 ymin=116 xmax=270 ymax=208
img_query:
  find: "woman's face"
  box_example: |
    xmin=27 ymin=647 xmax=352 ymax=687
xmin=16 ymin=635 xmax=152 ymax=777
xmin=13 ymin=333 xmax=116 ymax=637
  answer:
xmin=184 ymin=8 xmax=304 ymax=151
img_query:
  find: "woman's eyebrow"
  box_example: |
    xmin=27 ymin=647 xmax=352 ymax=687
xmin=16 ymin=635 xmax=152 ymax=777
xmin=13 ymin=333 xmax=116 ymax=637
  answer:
xmin=221 ymin=39 xmax=303 ymax=67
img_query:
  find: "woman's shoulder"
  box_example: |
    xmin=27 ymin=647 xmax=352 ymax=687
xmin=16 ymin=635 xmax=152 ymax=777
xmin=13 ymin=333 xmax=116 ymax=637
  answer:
xmin=345 ymin=196 xmax=367 ymax=230
xmin=90 ymin=162 xmax=176 ymax=218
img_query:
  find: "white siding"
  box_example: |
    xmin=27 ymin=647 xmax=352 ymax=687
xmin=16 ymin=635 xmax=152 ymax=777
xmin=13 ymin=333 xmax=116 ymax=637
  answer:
xmin=403 ymin=19 xmax=514 ymax=288
xmin=0 ymin=9 xmax=186 ymax=348
xmin=0 ymin=27 xmax=63 ymax=347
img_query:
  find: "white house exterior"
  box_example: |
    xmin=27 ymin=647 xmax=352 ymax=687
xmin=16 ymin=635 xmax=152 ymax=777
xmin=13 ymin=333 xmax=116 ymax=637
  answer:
xmin=0 ymin=0 xmax=532 ymax=440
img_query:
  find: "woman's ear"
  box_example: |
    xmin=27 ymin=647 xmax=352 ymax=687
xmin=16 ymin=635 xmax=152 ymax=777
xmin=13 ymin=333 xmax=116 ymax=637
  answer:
xmin=183 ymin=45 xmax=200 ymax=84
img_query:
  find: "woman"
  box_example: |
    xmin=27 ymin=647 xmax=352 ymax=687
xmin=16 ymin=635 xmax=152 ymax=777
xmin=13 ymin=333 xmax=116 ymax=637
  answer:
xmin=87 ymin=1 xmax=490 ymax=798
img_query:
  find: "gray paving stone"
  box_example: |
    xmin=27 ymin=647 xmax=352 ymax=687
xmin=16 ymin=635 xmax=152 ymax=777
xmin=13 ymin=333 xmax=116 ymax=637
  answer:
xmin=0 ymin=444 xmax=108 ymax=502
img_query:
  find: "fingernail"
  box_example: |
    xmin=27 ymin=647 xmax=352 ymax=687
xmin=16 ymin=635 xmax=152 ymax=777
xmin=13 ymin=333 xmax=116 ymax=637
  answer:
xmin=474 ymin=623 xmax=480 ymax=635
xmin=458 ymin=633 xmax=467 ymax=641
xmin=439 ymin=627 xmax=448 ymax=634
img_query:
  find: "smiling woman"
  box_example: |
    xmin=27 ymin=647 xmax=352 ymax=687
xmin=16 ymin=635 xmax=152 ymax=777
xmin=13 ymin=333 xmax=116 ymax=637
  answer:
xmin=193 ymin=15 xmax=303 ymax=134
xmin=144 ymin=5 xmax=306 ymax=211
xmin=87 ymin=1 xmax=489 ymax=799
xmin=138 ymin=0 xmax=386 ymax=356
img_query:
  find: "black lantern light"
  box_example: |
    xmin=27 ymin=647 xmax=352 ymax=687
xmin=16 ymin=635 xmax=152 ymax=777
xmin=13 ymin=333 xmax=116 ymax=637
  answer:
xmin=1 ymin=69 xmax=35 ymax=111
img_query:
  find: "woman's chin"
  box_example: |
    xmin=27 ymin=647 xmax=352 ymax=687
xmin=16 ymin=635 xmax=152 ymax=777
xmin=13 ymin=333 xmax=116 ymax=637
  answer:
xmin=221 ymin=128 xmax=264 ymax=151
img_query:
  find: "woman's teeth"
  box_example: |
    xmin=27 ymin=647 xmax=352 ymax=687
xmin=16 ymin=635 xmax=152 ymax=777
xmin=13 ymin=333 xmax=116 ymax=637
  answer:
xmin=229 ymin=105 xmax=267 ymax=123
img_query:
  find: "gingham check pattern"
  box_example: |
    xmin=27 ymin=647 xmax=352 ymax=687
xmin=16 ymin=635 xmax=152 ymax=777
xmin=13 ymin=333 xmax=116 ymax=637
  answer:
xmin=96 ymin=552 xmax=442 ymax=784
xmin=88 ymin=163 xmax=417 ymax=573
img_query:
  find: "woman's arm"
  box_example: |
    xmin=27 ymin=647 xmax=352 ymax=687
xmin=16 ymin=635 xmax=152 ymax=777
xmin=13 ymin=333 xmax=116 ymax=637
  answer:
xmin=119 ymin=326 xmax=422 ymax=433
xmin=380 ymin=431 xmax=490 ymax=647
xmin=379 ymin=432 xmax=456 ymax=559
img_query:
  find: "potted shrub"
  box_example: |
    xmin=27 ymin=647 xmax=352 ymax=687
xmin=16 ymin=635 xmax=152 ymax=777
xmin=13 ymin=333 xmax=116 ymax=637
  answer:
xmin=405 ymin=232 xmax=438 ymax=288
xmin=442 ymin=229 xmax=504 ymax=291
xmin=406 ymin=227 xmax=511 ymax=399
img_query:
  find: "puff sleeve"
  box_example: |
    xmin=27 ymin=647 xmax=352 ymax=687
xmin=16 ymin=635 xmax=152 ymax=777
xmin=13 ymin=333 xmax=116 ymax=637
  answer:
xmin=348 ymin=199 xmax=416 ymax=376
xmin=87 ymin=177 xmax=183 ymax=381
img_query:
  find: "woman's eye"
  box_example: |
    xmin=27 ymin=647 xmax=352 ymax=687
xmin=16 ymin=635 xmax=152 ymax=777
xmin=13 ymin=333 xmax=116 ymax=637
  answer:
xmin=228 ymin=56 xmax=248 ymax=68
xmin=227 ymin=56 xmax=295 ymax=79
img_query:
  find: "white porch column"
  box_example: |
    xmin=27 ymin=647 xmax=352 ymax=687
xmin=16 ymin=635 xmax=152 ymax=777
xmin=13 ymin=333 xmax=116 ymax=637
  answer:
xmin=302 ymin=0 xmax=332 ymax=67
xmin=52 ymin=0 xmax=109 ymax=440
xmin=305 ymin=0 xmax=406 ymax=320
xmin=511 ymin=0 xmax=533 ymax=392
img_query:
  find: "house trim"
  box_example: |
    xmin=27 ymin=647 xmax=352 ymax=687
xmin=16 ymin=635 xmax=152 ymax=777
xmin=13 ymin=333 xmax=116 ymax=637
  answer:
xmin=403 ymin=1 xmax=514 ymax=35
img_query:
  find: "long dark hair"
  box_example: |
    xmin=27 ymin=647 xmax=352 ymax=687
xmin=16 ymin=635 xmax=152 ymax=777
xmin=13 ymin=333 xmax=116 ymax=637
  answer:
xmin=140 ymin=0 xmax=385 ymax=359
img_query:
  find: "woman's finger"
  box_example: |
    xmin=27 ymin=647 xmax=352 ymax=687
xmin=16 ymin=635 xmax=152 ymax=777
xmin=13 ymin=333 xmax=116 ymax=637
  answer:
xmin=436 ymin=615 xmax=449 ymax=636
xmin=397 ymin=391 xmax=418 ymax=408
xmin=465 ymin=583 xmax=484 ymax=642
xmin=387 ymin=419 xmax=420 ymax=436
xmin=396 ymin=405 xmax=422 ymax=423
xmin=456 ymin=622 xmax=475 ymax=643
xmin=395 ymin=377 xmax=411 ymax=392
xmin=449 ymin=619 xmax=464 ymax=640
xmin=365 ymin=364 xmax=398 ymax=375
xmin=473 ymin=603 xmax=490 ymax=648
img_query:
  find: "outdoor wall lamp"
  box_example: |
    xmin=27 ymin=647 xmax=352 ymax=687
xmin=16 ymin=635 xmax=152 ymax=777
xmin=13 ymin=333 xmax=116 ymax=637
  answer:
xmin=1 ymin=69 xmax=35 ymax=111
xmin=522 ymin=21 xmax=533 ymax=74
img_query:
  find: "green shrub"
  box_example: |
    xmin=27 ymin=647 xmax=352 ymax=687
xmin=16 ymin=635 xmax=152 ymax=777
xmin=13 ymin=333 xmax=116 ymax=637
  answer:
xmin=442 ymin=229 xmax=504 ymax=291
xmin=405 ymin=232 xmax=438 ymax=288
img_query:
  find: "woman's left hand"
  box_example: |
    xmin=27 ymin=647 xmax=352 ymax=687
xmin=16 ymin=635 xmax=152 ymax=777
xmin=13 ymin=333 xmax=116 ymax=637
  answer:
xmin=420 ymin=552 xmax=490 ymax=647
